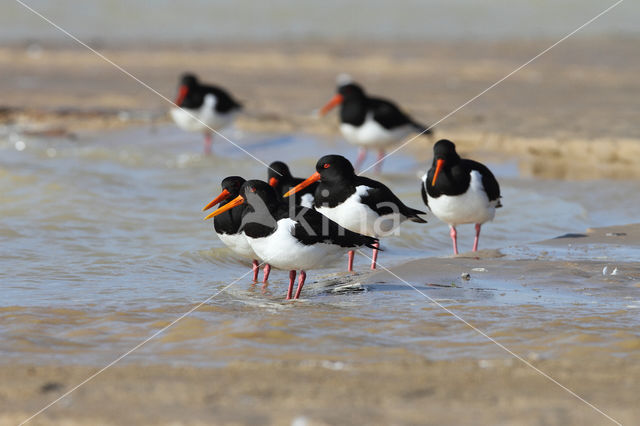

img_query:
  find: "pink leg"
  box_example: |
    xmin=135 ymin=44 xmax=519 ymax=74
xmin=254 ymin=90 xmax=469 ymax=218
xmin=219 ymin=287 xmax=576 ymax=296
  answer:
xmin=262 ymin=264 xmax=271 ymax=282
xmin=347 ymin=250 xmax=355 ymax=272
xmin=370 ymin=242 xmax=379 ymax=270
xmin=294 ymin=270 xmax=306 ymax=299
xmin=286 ymin=270 xmax=296 ymax=300
xmin=203 ymin=133 xmax=213 ymax=155
xmin=252 ymin=259 xmax=259 ymax=281
xmin=450 ymin=226 xmax=459 ymax=255
xmin=473 ymin=223 xmax=481 ymax=252
xmin=354 ymin=148 xmax=367 ymax=172
xmin=374 ymin=149 xmax=385 ymax=174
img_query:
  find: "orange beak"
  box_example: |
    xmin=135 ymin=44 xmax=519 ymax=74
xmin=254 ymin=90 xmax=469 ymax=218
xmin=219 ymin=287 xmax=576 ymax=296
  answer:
xmin=319 ymin=94 xmax=344 ymax=116
xmin=268 ymin=177 xmax=278 ymax=187
xmin=284 ymin=171 xmax=321 ymax=197
xmin=202 ymin=189 xmax=231 ymax=212
xmin=175 ymin=85 xmax=189 ymax=106
xmin=203 ymin=195 xmax=244 ymax=220
xmin=432 ymin=159 xmax=445 ymax=186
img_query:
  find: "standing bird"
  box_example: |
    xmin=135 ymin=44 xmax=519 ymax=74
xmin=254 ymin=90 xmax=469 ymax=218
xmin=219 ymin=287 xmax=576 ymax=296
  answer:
xmin=421 ymin=139 xmax=502 ymax=255
xmin=171 ymin=73 xmax=242 ymax=155
xmin=285 ymin=155 xmax=427 ymax=271
xmin=267 ymin=161 xmax=318 ymax=208
xmin=204 ymin=180 xmax=378 ymax=300
xmin=202 ymin=176 xmax=271 ymax=282
xmin=319 ymin=78 xmax=433 ymax=173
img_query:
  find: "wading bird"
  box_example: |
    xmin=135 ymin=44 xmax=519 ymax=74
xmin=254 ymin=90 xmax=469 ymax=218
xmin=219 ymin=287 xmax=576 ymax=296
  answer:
xmin=421 ymin=139 xmax=502 ymax=255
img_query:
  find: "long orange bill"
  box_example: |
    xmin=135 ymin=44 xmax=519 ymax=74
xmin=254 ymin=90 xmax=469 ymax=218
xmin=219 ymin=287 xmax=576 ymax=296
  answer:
xmin=202 ymin=189 xmax=231 ymax=212
xmin=319 ymin=94 xmax=344 ymax=116
xmin=284 ymin=171 xmax=321 ymax=197
xmin=174 ymin=85 xmax=189 ymax=106
xmin=432 ymin=159 xmax=445 ymax=186
xmin=268 ymin=177 xmax=278 ymax=187
xmin=203 ymin=195 xmax=244 ymax=220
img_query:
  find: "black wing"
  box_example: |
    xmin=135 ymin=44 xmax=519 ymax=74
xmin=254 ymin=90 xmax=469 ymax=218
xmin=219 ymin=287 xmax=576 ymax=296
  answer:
xmin=356 ymin=176 xmax=427 ymax=223
xmin=464 ymin=160 xmax=501 ymax=205
xmin=368 ymin=97 xmax=414 ymax=129
xmin=369 ymin=96 xmax=429 ymax=133
xmin=201 ymin=84 xmax=243 ymax=113
xmin=286 ymin=206 xmax=378 ymax=249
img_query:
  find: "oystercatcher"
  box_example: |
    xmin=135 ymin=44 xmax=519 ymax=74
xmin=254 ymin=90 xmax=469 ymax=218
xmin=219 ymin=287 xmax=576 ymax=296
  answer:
xmin=267 ymin=161 xmax=318 ymax=208
xmin=202 ymin=176 xmax=271 ymax=282
xmin=171 ymin=73 xmax=242 ymax=155
xmin=284 ymin=155 xmax=427 ymax=271
xmin=319 ymin=77 xmax=433 ymax=173
xmin=204 ymin=180 xmax=378 ymax=299
xmin=421 ymin=139 xmax=502 ymax=255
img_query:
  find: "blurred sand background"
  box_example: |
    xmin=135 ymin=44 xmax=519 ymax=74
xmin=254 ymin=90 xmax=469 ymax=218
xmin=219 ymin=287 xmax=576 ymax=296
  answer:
xmin=1 ymin=37 xmax=639 ymax=179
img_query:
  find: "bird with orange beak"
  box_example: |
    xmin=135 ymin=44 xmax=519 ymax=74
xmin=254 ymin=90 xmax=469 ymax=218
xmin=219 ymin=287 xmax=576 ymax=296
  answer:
xmin=285 ymin=155 xmax=426 ymax=271
xmin=170 ymin=73 xmax=242 ymax=155
xmin=421 ymin=139 xmax=502 ymax=255
xmin=204 ymin=180 xmax=378 ymax=300
xmin=319 ymin=76 xmax=433 ymax=173
xmin=202 ymin=176 xmax=271 ymax=282
xmin=267 ymin=161 xmax=318 ymax=208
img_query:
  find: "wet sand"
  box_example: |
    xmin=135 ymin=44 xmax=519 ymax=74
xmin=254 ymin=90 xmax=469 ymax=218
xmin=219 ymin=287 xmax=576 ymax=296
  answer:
xmin=2 ymin=224 xmax=639 ymax=425
xmin=1 ymin=37 xmax=640 ymax=179
xmin=2 ymin=357 xmax=639 ymax=425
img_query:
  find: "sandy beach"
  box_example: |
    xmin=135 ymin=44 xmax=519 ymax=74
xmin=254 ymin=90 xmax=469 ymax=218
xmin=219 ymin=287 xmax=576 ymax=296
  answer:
xmin=1 ymin=225 xmax=639 ymax=425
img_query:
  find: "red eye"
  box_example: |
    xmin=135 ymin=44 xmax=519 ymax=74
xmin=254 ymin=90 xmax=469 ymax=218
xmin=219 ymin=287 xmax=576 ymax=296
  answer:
xmin=323 ymin=163 xmax=330 ymax=169
xmin=250 ymin=187 xmax=256 ymax=192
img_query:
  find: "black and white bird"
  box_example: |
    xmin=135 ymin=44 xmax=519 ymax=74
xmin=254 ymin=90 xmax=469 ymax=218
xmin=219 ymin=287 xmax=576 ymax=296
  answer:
xmin=319 ymin=76 xmax=433 ymax=173
xmin=202 ymin=176 xmax=271 ymax=282
xmin=421 ymin=139 xmax=502 ymax=255
xmin=204 ymin=180 xmax=378 ymax=300
xmin=267 ymin=161 xmax=318 ymax=208
xmin=171 ymin=73 xmax=242 ymax=155
xmin=285 ymin=155 xmax=427 ymax=271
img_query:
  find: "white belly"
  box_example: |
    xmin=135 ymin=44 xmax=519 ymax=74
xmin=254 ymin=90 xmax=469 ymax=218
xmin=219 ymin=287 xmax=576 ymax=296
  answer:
xmin=315 ymin=186 xmax=406 ymax=237
xmin=171 ymin=94 xmax=236 ymax=133
xmin=340 ymin=114 xmax=413 ymax=148
xmin=247 ymin=218 xmax=346 ymax=270
xmin=217 ymin=232 xmax=256 ymax=259
xmin=425 ymin=171 xmax=497 ymax=226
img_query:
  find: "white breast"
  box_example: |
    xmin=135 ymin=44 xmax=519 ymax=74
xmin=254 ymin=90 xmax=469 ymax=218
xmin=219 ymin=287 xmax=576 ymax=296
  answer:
xmin=300 ymin=193 xmax=315 ymax=209
xmin=315 ymin=185 xmax=407 ymax=237
xmin=217 ymin=232 xmax=256 ymax=259
xmin=170 ymin=94 xmax=236 ymax=133
xmin=340 ymin=113 xmax=413 ymax=148
xmin=425 ymin=170 xmax=497 ymax=226
xmin=247 ymin=218 xmax=346 ymax=271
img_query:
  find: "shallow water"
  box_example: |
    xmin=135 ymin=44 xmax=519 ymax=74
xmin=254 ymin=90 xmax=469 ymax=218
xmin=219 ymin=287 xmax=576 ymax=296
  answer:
xmin=1 ymin=125 xmax=639 ymax=366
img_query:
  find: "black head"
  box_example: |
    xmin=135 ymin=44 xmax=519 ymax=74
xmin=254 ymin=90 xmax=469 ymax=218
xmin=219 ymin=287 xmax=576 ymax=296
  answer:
xmin=220 ymin=176 xmax=245 ymax=197
xmin=267 ymin=161 xmax=292 ymax=182
xmin=337 ymin=83 xmax=366 ymax=101
xmin=179 ymin=73 xmax=199 ymax=88
xmin=316 ymin=155 xmax=355 ymax=182
xmin=240 ymin=180 xmax=280 ymax=213
xmin=432 ymin=139 xmax=460 ymax=165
